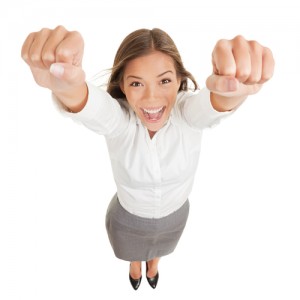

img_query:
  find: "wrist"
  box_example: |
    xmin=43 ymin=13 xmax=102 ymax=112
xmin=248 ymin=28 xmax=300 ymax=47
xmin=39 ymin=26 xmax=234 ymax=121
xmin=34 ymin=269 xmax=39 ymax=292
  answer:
xmin=54 ymin=83 xmax=88 ymax=113
xmin=210 ymin=92 xmax=247 ymax=112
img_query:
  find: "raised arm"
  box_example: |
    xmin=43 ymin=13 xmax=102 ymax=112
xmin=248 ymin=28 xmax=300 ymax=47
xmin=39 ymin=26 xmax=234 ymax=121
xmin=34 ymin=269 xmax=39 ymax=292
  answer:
xmin=206 ymin=35 xmax=275 ymax=112
xmin=21 ymin=25 xmax=88 ymax=113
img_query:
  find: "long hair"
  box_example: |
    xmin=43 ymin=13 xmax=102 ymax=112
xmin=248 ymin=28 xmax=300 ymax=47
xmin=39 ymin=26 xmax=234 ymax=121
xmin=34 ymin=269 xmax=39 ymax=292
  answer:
xmin=107 ymin=28 xmax=198 ymax=99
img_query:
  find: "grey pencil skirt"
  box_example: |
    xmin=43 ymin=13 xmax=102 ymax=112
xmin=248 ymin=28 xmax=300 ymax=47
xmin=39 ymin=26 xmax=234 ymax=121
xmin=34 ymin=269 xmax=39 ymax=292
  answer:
xmin=105 ymin=194 xmax=190 ymax=262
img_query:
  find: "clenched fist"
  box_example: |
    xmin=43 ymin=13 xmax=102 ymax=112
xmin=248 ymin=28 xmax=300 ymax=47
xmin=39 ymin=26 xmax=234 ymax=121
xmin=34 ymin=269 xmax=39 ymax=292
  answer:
xmin=21 ymin=26 xmax=87 ymax=111
xmin=206 ymin=35 xmax=275 ymax=111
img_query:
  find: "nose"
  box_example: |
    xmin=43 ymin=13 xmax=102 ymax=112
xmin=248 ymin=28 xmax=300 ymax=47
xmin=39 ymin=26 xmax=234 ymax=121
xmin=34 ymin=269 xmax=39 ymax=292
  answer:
xmin=143 ymin=85 xmax=160 ymax=104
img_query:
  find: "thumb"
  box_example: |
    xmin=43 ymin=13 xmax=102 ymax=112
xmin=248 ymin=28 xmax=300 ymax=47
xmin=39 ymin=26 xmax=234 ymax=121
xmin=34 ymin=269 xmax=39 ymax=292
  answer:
xmin=50 ymin=62 xmax=85 ymax=85
xmin=206 ymin=74 xmax=239 ymax=94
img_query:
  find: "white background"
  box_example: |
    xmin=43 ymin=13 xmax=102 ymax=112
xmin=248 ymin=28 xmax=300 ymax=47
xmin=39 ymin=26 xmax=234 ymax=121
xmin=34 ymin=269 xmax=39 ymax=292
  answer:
xmin=1 ymin=0 xmax=300 ymax=299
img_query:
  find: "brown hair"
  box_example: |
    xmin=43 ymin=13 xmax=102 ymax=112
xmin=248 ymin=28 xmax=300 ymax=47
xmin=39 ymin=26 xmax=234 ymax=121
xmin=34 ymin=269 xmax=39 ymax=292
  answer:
xmin=107 ymin=28 xmax=198 ymax=99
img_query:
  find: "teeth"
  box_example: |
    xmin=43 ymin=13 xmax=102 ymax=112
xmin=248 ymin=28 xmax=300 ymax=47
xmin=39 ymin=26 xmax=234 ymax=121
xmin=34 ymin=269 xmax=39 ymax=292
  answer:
xmin=142 ymin=106 xmax=164 ymax=114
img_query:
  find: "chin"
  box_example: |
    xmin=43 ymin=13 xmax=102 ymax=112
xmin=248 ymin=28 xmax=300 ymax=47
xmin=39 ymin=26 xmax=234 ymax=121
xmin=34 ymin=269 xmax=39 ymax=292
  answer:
xmin=146 ymin=125 xmax=162 ymax=132
xmin=145 ymin=117 xmax=167 ymax=132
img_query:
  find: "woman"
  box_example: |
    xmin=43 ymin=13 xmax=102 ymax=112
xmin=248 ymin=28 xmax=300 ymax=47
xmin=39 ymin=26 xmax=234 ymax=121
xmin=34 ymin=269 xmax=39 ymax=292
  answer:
xmin=21 ymin=26 xmax=274 ymax=290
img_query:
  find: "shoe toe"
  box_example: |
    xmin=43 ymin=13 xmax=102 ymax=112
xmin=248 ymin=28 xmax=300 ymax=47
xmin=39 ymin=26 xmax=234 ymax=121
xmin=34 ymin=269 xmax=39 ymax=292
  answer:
xmin=146 ymin=272 xmax=159 ymax=289
xmin=129 ymin=274 xmax=142 ymax=290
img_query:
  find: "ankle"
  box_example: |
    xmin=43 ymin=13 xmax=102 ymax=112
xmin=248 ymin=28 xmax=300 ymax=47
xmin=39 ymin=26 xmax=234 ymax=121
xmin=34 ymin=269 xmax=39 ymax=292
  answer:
xmin=130 ymin=262 xmax=142 ymax=279
xmin=146 ymin=260 xmax=159 ymax=278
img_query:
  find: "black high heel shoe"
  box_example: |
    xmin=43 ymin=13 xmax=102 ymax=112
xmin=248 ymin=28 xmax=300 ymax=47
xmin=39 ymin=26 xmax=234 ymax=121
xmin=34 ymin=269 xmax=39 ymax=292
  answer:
xmin=129 ymin=263 xmax=142 ymax=290
xmin=146 ymin=261 xmax=159 ymax=289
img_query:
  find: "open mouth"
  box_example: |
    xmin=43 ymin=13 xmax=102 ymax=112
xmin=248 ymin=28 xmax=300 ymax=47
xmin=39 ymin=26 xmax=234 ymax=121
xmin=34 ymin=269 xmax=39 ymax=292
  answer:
xmin=140 ymin=106 xmax=166 ymax=122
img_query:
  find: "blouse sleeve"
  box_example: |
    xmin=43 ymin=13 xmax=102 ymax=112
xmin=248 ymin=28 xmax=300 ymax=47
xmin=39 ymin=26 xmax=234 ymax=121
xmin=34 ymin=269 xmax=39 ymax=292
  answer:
xmin=179 ymin=88 xmax=236 ymax=130
xmin=53 ymin=82 xmax=129 ymax=138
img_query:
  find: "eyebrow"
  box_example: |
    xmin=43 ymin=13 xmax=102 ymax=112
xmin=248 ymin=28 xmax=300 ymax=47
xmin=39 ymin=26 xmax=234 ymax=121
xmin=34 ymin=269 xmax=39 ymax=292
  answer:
xmin=126 ymin=70 xmax=174 ymax=80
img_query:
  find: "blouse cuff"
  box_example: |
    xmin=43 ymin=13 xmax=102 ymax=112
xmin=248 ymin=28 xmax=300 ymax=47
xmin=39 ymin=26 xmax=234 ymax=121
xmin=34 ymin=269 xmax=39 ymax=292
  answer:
xmin=183 ymin=87 xmax=236 ymax=129
xmin=52 ymin=82 xmax=111 ymax=121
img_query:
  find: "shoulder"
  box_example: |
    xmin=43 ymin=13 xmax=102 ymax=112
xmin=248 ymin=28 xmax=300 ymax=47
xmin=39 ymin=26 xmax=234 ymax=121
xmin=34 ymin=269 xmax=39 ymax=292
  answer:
xmin=174 ymin=89 xmax=201 ymax=112
xmin=171 ymin=90 xmax=198 ymax=125
xmin=177 ymin=89 xmax=198 ymax=100
xmin=175 ymin=89 xmax=202 ymax=105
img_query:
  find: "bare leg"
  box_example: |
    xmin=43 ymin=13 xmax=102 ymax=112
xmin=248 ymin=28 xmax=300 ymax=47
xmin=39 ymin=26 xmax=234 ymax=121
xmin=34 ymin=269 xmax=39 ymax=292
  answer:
xmin=130 ymin=261 xmax=142 ymax=280
xmin=146 ymin=257 xmax=160 ymax=278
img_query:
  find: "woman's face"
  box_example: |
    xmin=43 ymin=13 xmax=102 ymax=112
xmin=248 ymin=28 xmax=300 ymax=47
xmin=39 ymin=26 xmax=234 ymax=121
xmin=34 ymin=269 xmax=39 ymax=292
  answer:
xmin=121 ymin=51 xmax=181 ymax=134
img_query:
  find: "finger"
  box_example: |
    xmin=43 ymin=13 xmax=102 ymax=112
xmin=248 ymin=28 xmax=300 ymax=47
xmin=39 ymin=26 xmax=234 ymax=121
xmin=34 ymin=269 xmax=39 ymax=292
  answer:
xmin=21 ymin=32 xmax=35 ymax=64
xmin=259 ymin=47 xmax=275 ymax=84
xmin=207 ymin=74 xmax=263 ymax=98
xmin=244 ymin=41 xmax=263 ymax=85
xmin=232 ymin=36 xmax=252 ymax=83
xmin=27 ymin=28 xmax=52 ymax=69
xmin=41 ymin=25 xmax=68 ymax=68
xmin=212 ymin=39 xmax=236 ymax=76
xmin=55 ymin=31 xmax=84 ymax=67
xmin=206 ymin=74 xmax=239 ymax=94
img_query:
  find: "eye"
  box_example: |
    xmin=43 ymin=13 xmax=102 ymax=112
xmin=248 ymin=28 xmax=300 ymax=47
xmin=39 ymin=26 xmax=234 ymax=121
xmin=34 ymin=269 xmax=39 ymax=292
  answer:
xmin=161 ymin=78 xmax=171 ymax=84
xmin=130 ymin=81 xmax=143 ymax=87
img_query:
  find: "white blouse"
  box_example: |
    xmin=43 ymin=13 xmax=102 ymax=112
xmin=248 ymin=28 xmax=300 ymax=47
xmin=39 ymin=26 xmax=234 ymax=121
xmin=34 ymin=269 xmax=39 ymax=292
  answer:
xmin=62 ymin=82 xmax=233 ymax=218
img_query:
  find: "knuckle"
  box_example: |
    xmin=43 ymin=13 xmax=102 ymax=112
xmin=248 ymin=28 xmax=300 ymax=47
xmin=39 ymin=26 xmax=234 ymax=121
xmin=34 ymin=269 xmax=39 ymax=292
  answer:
xmin=213 ymin=39 xmax=230 ymax=60
xmin=258 ymin=75 xmax=270 ymax=84
xmin=264 ymin=47 xmax=275 ymax=63
xmin=27 ymin=32 xmax=36 ymax=40
xmin=56 ymin=47 xmax=71 ymax=59
xmin=263 ymin=46 xmax=273 ymax=56
xmin=248 ymin=40 xmax=262 ymax=54
xmin=42 ymin=50 xmax=55 ymax=64
xmin=260 ymin=71 xmax=273 ymax=83
xmin=233 ymin=35 xmax=246 ymax=44
xmin=39 ymin=27 xmax=50 ymax=36
xmin=247 ymin=74 xmax=261 ymax=84
xmin=30 ymin=52 xmax=40 ymax=62
xmin=70 ymin=30 xmax=81 ymax=37
xmin=217 ymin=66 xmax=236 ymax=77
xmin=69 ymin=30 xmax=84 ymax=46
xmin=236 ymin=69 xmax=251 ymax=82
xmin=224 ymin=67 xmax=236 ymax=77
xmin=21 ymin=52 xmax=29 ymax=62
xmin=214 ymin=39 xmax=229 ymax=50
xmin=55 ymin=25 xmax=67 ymax=33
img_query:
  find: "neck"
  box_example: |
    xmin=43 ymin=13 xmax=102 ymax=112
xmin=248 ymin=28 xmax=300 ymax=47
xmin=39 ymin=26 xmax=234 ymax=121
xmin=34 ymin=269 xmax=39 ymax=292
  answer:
xmin=148 ymin=130 xmax=156 ymax=139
